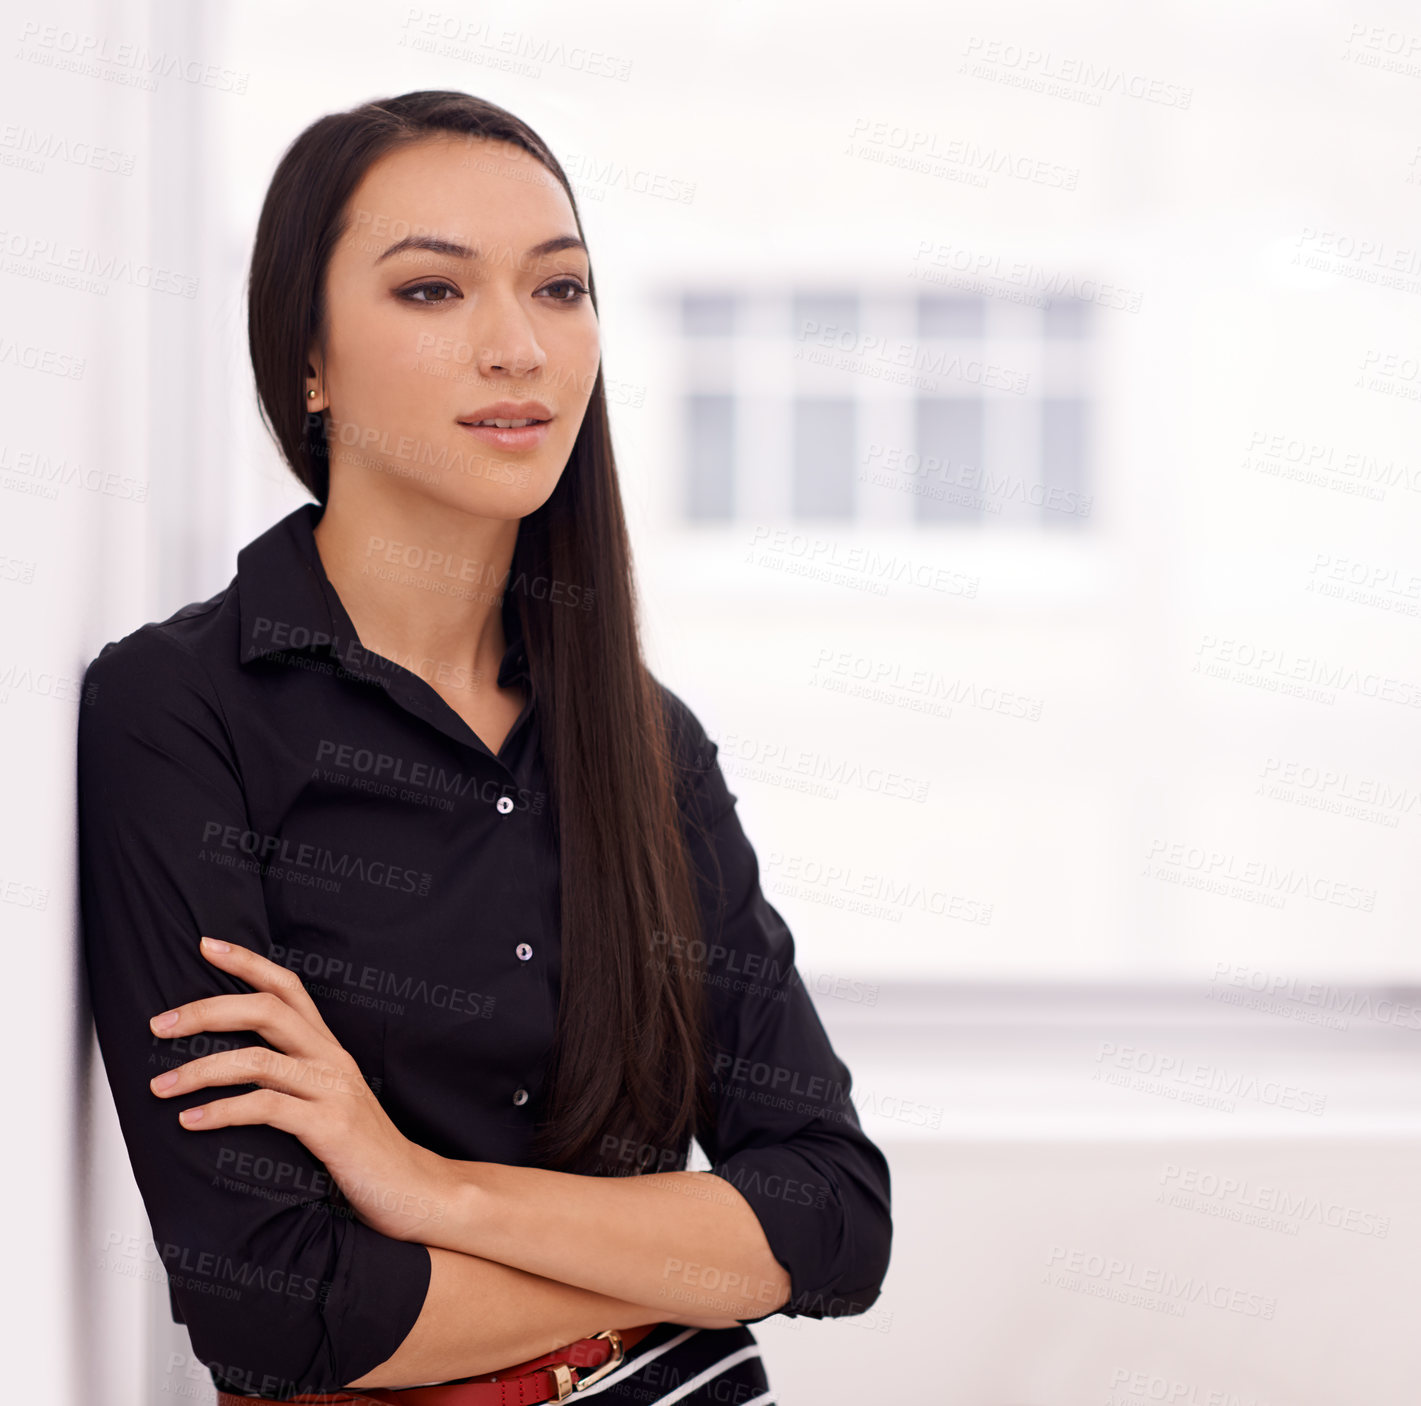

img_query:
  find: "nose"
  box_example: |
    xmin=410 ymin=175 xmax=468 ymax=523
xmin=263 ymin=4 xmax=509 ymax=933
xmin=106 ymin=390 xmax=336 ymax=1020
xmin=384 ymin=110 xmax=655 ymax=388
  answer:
xmin=466 ymin=283 xmax=547 ymax=378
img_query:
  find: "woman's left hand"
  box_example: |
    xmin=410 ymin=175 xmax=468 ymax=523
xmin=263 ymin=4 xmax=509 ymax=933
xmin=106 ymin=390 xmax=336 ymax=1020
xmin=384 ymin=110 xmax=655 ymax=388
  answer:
xmin=148 ymin=935 xmax=453 ymax=1245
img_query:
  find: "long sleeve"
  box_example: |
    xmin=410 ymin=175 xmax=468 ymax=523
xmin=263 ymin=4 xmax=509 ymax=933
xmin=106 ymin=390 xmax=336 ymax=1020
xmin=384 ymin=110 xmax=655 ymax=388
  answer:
xmin=661 ymin=685 xmax=894 ymax=1324
xmin=76 ymin=625 xmax=431 ymax=1396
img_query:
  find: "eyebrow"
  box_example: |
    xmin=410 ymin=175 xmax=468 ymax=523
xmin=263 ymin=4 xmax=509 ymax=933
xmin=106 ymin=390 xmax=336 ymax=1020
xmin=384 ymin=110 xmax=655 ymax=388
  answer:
xmin=374 ymin=234 xmax=587 ymax=264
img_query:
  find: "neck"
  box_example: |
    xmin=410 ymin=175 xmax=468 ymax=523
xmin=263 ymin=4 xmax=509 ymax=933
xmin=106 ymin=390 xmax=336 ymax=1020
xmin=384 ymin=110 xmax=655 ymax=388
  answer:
xmin=312 ymin=481 xmax=521 ymax=698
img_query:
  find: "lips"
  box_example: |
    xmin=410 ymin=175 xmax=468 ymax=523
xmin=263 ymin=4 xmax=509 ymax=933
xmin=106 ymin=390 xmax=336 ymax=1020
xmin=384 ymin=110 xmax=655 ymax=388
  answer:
xmin=456 ymin=400 xmax=554 ymax=427
xmin=455 ymin=418 xmax=553 ymax=451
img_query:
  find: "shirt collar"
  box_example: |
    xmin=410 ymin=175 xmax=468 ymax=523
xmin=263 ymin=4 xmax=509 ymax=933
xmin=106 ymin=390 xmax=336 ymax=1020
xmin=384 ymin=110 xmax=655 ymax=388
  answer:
xmin=236 ymin=501 xmax=530 ymax=690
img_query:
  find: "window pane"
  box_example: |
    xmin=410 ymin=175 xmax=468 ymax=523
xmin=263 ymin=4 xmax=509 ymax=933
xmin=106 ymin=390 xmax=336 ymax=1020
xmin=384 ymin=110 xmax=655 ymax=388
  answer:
xmin=1041 ymin=397 xmax=1089 ymax=526
xmin=914 ymin=398 xmax=985 ymax=524
xmin=686 ymin=394 xmax=735 ymax=520
xmin=1043 ymin=297 xmax=1089 ymax=338
xmin=681 ymin=293 xmax=736 ymax=336
xmin=792 ymin=292 xmax=858 ymax=343
xmin=793 ymin=398 xmax=855 ymax=518
xmin=917 ymin=294 xmax=984 ymax=338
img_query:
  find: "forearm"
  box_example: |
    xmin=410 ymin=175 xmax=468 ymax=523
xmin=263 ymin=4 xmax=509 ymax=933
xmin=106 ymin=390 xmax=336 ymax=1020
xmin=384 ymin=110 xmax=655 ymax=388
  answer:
xmin=346 ymin=1243 xmax=679 ymax=1390
xmin=421 ymin=1164 xmax=793 ymax=1324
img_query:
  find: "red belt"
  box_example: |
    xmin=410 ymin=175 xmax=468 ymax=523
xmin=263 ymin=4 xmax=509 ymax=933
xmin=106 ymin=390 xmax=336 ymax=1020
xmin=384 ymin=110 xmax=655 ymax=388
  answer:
xmin=215 ymin=1323 xmax=659 ymax=1406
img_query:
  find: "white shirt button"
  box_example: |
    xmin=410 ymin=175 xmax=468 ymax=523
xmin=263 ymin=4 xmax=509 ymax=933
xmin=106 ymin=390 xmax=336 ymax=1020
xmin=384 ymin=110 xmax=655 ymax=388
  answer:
xmin=516 ymin=942 xmax=533 ymax=961
xmin=496 ymin=796 xmax=514 ymax=814
xmin=512 ymin=1087 xmax=529 ymax=1106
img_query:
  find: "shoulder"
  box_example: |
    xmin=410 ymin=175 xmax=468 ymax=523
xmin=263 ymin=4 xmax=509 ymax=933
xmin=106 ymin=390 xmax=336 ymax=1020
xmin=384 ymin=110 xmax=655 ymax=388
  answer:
xmin=80 ymin=585 xmax=237 ymax=745
xmin=649 ymin=676 xmax=738 ymax=835
xmin=650 ymin=676 xmax=720 ymax=775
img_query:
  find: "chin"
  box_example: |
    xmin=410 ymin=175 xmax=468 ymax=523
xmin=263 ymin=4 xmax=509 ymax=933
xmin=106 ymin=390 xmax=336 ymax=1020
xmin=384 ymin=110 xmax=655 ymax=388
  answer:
xmin=437 ymin=476 xmax=560 ymax=522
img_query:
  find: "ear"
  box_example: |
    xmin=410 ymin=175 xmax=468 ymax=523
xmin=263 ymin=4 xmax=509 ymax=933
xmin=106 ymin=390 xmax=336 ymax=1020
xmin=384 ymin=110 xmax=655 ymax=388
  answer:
xmin=304 ymin=339 xmax=326 ymax=412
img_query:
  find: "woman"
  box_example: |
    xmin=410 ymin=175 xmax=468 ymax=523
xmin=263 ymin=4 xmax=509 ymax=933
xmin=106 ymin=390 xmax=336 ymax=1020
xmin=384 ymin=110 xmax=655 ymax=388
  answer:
xmin=77 ymin=90 xmax=892 ymax=1404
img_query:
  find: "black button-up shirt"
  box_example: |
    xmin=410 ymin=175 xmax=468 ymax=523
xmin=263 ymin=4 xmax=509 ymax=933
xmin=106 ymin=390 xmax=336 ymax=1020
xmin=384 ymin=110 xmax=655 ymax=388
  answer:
xmin=76 ymin=501 xmax=893 ymax=1398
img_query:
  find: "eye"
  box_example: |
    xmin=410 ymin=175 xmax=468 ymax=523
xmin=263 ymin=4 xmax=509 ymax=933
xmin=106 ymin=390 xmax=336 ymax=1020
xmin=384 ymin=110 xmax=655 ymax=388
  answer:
xmin=539 ymin=278 xmax=590 ymax=305
xmin=398 ymin=281 xmax=460 ymax=304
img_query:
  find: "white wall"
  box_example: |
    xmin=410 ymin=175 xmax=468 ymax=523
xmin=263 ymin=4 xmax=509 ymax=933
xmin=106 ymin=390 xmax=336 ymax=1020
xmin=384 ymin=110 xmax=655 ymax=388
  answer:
xmin=2 ymin=0 xmax=238 ymax=1398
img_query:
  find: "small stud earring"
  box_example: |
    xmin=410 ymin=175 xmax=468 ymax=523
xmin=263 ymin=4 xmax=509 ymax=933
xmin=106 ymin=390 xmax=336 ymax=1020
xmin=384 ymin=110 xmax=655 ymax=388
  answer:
xmin=308 ymin=389 xmax=317 ymax=399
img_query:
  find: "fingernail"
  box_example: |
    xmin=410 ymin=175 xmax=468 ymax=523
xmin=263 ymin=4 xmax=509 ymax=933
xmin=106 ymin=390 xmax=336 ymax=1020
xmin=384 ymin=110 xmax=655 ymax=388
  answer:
xmin=179 ymin=1107 xmax=205 ymax=1124
xmin=151 ymin=1011 xmax=179 ymax=1029
xmin=201 ymin=936 xmax=230 ymax=952
xmin=152 ymin=1071 xmax=178 ymax=1091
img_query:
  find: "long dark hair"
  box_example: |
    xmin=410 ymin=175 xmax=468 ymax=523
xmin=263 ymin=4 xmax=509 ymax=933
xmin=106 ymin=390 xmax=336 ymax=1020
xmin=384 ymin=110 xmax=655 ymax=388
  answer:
xmin=246 ymin=91 xmax=713 ymax=1177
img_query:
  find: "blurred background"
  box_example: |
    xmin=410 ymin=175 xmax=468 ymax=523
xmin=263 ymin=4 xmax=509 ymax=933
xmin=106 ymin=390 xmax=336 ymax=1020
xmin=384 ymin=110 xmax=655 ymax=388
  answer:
xmin=5 ymin=0 xmax=1419 ymax=1401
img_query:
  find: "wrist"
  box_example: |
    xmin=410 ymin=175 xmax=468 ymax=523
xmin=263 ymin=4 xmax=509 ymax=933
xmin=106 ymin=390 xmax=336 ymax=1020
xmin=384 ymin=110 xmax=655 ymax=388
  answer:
xmin=420 ymin=1155 xmax=489 ymax=1255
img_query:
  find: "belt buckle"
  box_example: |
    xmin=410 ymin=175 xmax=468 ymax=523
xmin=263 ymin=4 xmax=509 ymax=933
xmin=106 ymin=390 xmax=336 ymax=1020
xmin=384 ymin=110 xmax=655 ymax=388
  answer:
xmin=546 ymin=1328 xmax=624 ymax=1400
